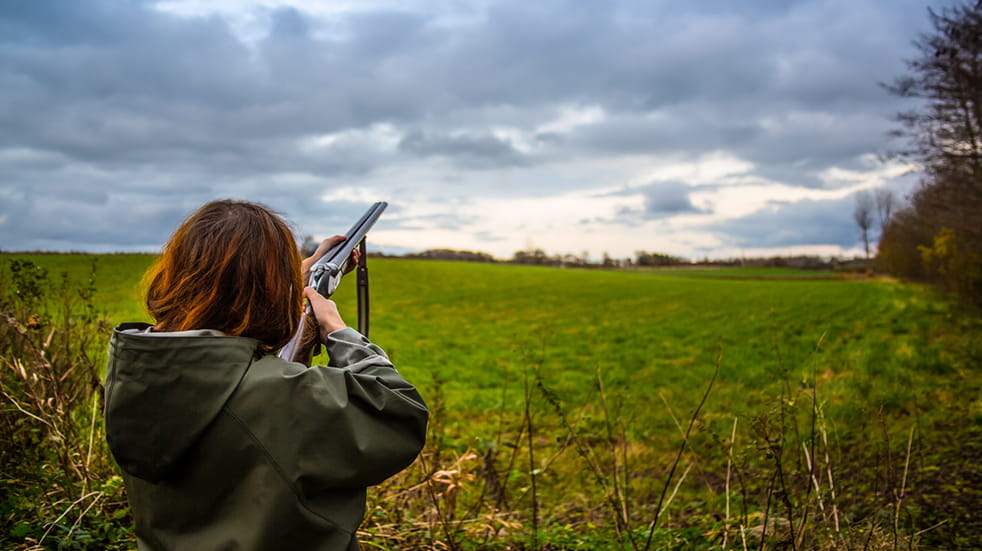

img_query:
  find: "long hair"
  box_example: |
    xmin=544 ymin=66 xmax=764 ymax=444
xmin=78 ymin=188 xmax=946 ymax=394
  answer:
xmin=144 ymin=200 xmax=302 ymax=351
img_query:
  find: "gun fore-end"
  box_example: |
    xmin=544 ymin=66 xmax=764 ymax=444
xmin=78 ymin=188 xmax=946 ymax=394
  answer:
xmin=286 ymin=310 xmax=322 ymax=366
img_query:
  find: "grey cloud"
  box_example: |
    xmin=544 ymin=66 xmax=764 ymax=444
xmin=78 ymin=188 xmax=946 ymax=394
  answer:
xmin=704 ymin=196 xmax=862 ymax=249
xmin=564 ymin=104 xmax=899 ymax=189
xmin=0 ymin=193 xmax=191 ymax=252
xmin=568 ymin=111 xmax=766 ymax=158
xmin=287 ymin=198 xmax=385 ymax=238
xmin=398 ymin=129 xmax=527 ymax=167
xmin=268 ymin=6 xmax=310 ymax=38
xmin=601 ymin=181 xmax=710 ymax=224
xmin=643 ymin=182 xmax=707 ymax=217
xmin=342 ymin=10 xmax=431 ymax=59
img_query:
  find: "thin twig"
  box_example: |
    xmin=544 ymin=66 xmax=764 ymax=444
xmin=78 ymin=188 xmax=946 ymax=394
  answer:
xmin=658 ymin=391 xmax=684 ymax=435
xmin=819 ymin=409 xmax=841 ymax=536
xmin=912 ymin=519 xmax=948 ymax=539
xmin=892 ymin=426 xmax=915 ymax=551
xmin=0 ymin=389 xmax=55 ymax=429
xmin=535 ymin=375 xmax=631 ymax=543
xmin=724 ymin=417 xmax=738 ymax=550
xmin=661 ymin=462 xmax=693 ymax=516
xmin=84 ymin=392 xmax=99 ymax=488
xmin=38 ymin=491 xmax=100 ymax=545
xmin=67 ymin=492 xmax=104 ymax=540
xmin=642 ymin=348 xmax=721 ymax=551
xmin=418 ymin=453 xmax=459 ymax=551
xmin=801 ymin=442 xmax=826 ymax=519
xmin=596 ymin=365 xmax=637 ymax=548
xmin=523 ymin=366 xmax=538 ymax=551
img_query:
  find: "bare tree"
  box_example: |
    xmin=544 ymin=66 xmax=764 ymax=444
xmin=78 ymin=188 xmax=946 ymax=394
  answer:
xmin=854 ymin=191 xmax=875 ymax=260
xmin=886 ymin=3 xmax=982 ymax=175
xmin=874 ymin=188 xmax=896 ymax=233
xmin=879 ymin=2 xmax=982 ymax=304
xmin=300 ymin=235 xmax=319 ymax=257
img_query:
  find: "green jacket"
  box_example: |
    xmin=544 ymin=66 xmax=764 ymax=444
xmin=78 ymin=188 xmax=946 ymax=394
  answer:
xmin=104 ymin=323 xmax=428 ymax=550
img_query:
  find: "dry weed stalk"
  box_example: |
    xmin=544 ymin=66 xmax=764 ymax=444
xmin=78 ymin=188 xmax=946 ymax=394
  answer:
xmin=535 ymin=370 xmax=638 ymax=548
xmin=892 ymin=426 xmax=914 ymax=551
xmin=641 ymin=348 xmax=721 ymax=551
xmin=363 ymin=447 xmax=527 ymax=550
xmin=723 ymin=416 xmax=738 ymax=550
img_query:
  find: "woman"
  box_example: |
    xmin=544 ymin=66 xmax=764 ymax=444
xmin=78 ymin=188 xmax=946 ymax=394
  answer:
xmin=104 ymin=199 xmax=428 ymax=550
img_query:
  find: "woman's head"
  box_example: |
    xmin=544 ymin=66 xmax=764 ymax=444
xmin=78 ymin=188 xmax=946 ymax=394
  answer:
xmin=144 ymin=200 xmax=302 ymax=350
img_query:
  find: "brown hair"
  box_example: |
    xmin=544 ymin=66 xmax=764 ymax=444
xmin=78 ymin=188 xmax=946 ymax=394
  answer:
xmin=144 ymin=200 xmax=302 ymax=351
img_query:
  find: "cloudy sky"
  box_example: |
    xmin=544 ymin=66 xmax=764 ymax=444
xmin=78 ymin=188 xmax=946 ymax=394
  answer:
xmin=0 ymin=0 xmax=949 ymax=260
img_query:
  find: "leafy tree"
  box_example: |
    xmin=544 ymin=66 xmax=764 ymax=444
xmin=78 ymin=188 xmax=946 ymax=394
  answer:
xmin=512 ymin=248 xmax=559 ymax=266
xmin=635 ymin=251 xmax=686 ymax=267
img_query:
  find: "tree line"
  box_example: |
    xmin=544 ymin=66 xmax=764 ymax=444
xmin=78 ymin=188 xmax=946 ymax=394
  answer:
xmin=875 ymin=2 xmax=982 ymax=306
xmin=511 ymin=249 xmax=691 ymax=268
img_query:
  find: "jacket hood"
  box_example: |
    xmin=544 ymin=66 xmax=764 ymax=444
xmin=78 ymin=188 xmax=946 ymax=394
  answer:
xmin=104 ymin=322 xmax=260 ymax=483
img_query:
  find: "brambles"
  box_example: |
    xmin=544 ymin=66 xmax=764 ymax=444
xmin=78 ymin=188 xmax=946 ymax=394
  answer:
xmin=0 ymin=259 xmax=132 ymax=550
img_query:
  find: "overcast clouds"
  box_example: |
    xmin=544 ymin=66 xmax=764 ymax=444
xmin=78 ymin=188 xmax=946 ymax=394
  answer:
xmin=0 ymin=0 xmax=947 ymax=259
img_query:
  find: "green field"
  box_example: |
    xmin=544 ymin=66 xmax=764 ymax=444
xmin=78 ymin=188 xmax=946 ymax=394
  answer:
xmin=3 ymin=253 xmax=980 ymax=549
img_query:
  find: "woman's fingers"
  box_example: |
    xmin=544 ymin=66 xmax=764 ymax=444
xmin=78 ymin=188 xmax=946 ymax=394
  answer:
xmin=310 ymin=235 xmax=346 ymax=262
xmin=345 ymin=247 xmax=360 ymax=274
xmin=301 ymin=235 xmax=347 ymax=281
xmin=303 ymin=286 xmax=347 ymax=336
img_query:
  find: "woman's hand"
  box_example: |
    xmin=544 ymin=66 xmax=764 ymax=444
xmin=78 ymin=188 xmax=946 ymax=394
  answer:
xmin=303 ymin=286 xmax=347 ymax=339
xmin=300 ymin=235 xmax=361 ymax=283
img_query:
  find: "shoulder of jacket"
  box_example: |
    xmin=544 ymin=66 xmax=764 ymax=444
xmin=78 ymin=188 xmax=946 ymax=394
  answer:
xmin=243 ymin=354 xmax=307 ymax=380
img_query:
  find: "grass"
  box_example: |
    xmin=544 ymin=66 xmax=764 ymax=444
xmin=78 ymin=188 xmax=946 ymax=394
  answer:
xmin=3 ymin=254 xmax=980 ymax=549
xmin=0 ymin=253 xmax=156 ymax=325
xmin=361 ymin=261 xmax=968 ymax=431
xmin=634 ymin=266 xmax=836 ymax=279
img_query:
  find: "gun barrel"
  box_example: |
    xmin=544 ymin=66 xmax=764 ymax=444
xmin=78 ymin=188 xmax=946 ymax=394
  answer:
xmin=310 ymin=201 xmax=387 ymax=296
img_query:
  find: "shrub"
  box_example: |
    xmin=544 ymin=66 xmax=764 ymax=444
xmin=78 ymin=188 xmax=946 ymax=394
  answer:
xmin=0 ymin=259 xmax=133 ymax=550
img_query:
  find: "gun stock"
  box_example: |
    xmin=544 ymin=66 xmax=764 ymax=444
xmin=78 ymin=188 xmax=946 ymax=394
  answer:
xmin=279 ymin=202 xmax=387 ymax=365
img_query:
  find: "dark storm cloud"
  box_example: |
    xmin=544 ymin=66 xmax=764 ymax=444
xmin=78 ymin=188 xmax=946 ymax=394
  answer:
xmin=609 ymin=181 xmax=709 ymax=221
xmin=1 ymin=0 xmax=927 ymax=158
xmin=705 ymin=195 xmax=862 ymax=249
xmin=0 ymin=0 xmax=951 ymax=252
xmin=0 ymin=191 xmax=192 ymax=251
xmin=642 ymin=182 xmax=708 ymax=217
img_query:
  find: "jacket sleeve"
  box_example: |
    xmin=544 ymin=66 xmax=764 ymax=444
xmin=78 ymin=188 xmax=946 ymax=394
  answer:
xmin=229 ymin=328 xmax=428 ymax=494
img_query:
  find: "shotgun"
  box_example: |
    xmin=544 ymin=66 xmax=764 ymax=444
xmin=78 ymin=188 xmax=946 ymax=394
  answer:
xmin=279 ymin=201 xmax=387 ymax=364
